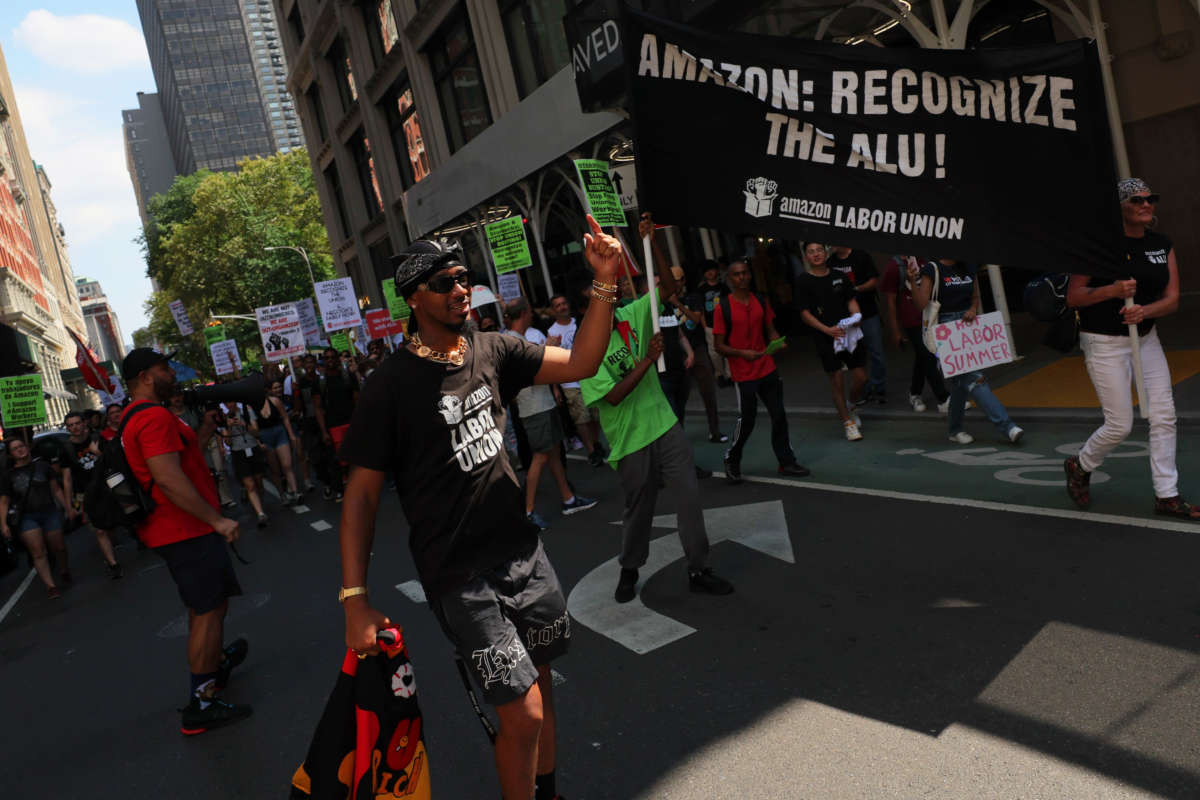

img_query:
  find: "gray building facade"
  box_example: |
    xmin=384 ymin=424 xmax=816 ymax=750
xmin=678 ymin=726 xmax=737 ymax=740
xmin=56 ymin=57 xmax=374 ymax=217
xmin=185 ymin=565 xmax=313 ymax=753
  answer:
xmin=122 ymin=92 xmax=180 ymax=226
xmin=135 ymin=0 xmax=275 ymax=174
xmin=241 ymin=0 xmax=306 ymax=154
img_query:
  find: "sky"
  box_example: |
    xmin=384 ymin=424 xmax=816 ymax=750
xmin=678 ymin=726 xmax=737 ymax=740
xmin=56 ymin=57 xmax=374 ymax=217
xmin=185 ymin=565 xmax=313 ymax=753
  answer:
xmin=2 ymin=1 xmax=158 ymax=342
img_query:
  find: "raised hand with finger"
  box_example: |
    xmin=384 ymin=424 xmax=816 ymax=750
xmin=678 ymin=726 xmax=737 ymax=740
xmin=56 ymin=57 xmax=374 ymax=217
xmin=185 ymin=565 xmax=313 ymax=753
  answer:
xmin=582 ymin=213 xmax=622 ymax=285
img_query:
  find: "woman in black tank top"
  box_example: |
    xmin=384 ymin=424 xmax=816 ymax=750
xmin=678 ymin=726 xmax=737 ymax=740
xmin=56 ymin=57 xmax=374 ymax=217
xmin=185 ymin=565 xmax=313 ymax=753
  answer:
xmin=258 ymin=380 xmax=300 ymax=504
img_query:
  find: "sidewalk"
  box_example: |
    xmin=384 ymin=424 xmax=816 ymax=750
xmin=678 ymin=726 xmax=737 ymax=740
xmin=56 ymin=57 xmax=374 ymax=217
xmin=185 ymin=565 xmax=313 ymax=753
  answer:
xmin=688 ymin=294 xmax=1200 ymax=426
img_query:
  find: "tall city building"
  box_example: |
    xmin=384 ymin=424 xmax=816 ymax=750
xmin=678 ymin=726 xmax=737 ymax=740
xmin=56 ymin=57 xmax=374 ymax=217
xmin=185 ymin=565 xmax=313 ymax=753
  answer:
xmin=76 ymin=278 xmax=126 ymax=366
xmin=122 ymin=92 xmax=180 ymax=227
xmin=240 ymin=0 xmax=305 ymax=154
xmin=0 ymin=44 xmax=87 ymax=424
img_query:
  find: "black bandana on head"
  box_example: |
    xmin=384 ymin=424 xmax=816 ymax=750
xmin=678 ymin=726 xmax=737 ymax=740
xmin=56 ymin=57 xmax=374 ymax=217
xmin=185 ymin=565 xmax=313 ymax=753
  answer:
xmin=391 ymin=241 xmax=463 ymax=298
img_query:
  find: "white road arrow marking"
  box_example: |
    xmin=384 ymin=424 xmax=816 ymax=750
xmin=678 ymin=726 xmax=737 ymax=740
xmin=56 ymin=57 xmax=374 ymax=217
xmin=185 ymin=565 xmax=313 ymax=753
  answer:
xmin=569 ymin=501 xmax=792 ymax=654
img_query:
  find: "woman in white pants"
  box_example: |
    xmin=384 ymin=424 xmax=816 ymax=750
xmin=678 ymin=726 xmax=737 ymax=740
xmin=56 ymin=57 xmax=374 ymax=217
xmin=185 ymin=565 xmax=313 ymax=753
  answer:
xmin=1064 ymin=178 xmax=1196 ymax=519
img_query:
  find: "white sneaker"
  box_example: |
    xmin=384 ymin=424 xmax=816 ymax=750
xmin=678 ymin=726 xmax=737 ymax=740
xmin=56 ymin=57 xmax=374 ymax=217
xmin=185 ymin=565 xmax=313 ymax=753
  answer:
xmin=937 ymin=399 xmax=950 ymax=414
xmin=909 ymin=394 xmax=927 ymax=412
xmin=1007 ymin=425 xmax=1024 ymax=443
xmin=850 ymin=409 xmax=862 ymax=429
xmin=948 ymin=431 xmax=974 ymax=444
xmin=844 ymin=420 xmax=863 ymax=441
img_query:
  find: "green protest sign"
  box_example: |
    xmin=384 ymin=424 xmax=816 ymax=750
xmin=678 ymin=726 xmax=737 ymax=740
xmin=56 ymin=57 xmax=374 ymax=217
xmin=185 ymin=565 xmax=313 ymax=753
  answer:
xmin=330 ymin=331 xmax=352 ymax=353
xmin=0 ymin=374 xmax=46 ymax=428
xmin=204 ymin=324 xmax=226 ymax=346
xmin=573 ymin=158 xmax=627 ymax=227
xmin=382 ymin=278 xmax=412 ymax=321
xmin=484 ymin=216 xmax=533 ymax=274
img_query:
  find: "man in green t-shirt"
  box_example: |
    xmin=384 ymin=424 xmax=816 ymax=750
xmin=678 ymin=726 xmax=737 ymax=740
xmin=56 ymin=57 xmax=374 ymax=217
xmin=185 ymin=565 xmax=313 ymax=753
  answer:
xmin=581 ymin=215 xmax=734 ymax=604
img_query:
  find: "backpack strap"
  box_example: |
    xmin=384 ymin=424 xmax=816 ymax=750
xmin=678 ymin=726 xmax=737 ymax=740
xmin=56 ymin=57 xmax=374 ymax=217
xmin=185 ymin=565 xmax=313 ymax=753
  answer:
xmin=116 ymin=402 xmax=162 ymax=493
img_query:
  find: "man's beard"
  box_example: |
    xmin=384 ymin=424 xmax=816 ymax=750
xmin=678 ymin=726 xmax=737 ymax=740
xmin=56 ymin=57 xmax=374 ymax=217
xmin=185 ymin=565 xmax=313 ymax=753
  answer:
xmin=151 ymin=373 xmax=177 ymax=402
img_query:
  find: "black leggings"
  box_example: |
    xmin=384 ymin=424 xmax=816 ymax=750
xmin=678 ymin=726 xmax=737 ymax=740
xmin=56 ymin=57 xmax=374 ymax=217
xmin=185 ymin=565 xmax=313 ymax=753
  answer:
xmin=725 ymin=370 xmax=795 ymax=467
xmin=904 ymin=326 xmax=948 ymax=402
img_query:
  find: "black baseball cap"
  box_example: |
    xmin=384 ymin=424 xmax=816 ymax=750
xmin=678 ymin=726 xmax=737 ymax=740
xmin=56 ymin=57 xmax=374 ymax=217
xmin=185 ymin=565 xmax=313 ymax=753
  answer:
xmin=121 ymin=347 xmax=177 ymax=383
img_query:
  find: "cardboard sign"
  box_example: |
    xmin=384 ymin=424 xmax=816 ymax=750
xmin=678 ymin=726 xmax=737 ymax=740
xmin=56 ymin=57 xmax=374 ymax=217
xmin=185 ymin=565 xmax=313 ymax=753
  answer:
xmin=573 ymin=158 xmax=627 ymax=227
xmin=168 ymin=299 xmax=194 ymax=336
xmin=365 ymin=309 xmax=404 ymax=340
xmin=382 ymin=278 xmax=411 ymax=321
xmin=329 ymin=331 xmax=352 ymax=354
xmin=0 ymin=374 xmax=46 ymax=427
xmin=255 ymin=303 xmax=306 ymax=361
xmin=933 ymin=311 xmax=1015 ymax=378
xmin=484 ymin=216 xmax=533 ymax=274
xmin=294 ymin=297 xmax=326 ymax=346
xmin=203 ymin=324 xmax=226 ymax=346
xmin=315 ymin=277 xmax=362 ymax=332
xmin=210 ymin=339 xmax=242 ymax=376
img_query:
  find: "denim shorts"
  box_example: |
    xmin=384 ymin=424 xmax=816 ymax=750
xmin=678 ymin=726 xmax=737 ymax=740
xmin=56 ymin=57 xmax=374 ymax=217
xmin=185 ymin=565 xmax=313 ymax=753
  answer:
xmin=258 ymin=425 xmax=289 ymax=449
xmin=19 ymin=508 xmax=64 ymax=534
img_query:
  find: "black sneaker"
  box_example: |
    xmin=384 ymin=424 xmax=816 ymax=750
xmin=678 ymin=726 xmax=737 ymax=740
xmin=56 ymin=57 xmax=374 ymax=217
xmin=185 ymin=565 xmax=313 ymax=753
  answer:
xmin=614 ymin=568 xmax=638 ymax=603
xmin=695 ymin=465 xmax=712 ymax=480
xmin=322 ymin=487 xmax=333 ymax=501
xmin=214 ymin=638 xmax=249 ymax=690
xmin=562 ymin=495 xmax=599 ymax=515
xmin=107 ymin=562 xmax=123 ymax=580
xmin=689 ymin=567 xmax=734 ymax=596
xmin=723 ymin=456 xmax=743 ymax=485
xmin=778 ymin=463 xmax=811 ymax=478
xmin=179 ymin=695 xmax=252 ymax=736
xmin=709 ymin=432 xmax=729 ymax=444
xmin=334 ymin=491 xmax=344 ymax=503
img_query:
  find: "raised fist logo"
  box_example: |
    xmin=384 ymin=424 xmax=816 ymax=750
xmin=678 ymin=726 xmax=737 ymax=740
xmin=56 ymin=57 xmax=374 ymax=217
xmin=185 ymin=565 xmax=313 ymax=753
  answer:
xmin=437 ymin=394 xmax=463 ymax=425
xmin=743 ymin=177 xmax=779 ymax=218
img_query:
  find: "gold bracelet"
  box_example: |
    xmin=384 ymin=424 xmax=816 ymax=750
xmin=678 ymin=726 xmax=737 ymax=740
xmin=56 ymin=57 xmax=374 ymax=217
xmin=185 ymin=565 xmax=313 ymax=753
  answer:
xmin=592 ymin=279 xmax=618 ymax=292
xmin=592 ymin=291 xmax=619 ymax=305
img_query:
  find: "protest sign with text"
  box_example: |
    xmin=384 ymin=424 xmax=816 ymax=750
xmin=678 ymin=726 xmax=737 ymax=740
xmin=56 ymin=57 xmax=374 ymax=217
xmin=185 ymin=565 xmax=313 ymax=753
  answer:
xmin=0 ymin=374 xmax=46 ymax=427
xmin=315 ymin=277 xmax=362 ymax=332
xmin=573 ymin=159 xmax=628 ymax=227
xmin=933 ymin=311 xmax=1015 ymax=378
xmin=622 ymin=9 xmax=1122 ymax=276
xmin=294 ymin=297 xmax=326 ymax=347
xmin=484 ymin=216 xmax=533 ymax=274
xmin=365 ymin=309 xmax=404 ymax=340
xmin=168 ymin=300 xmax=194 ymax=336
xmin=255 ymin=303 xmax=306 ymax=361
xmin=381 ymin=278 xmax=412 ymax=321
xmin=210 ymin=339 xmax=242 ymax=375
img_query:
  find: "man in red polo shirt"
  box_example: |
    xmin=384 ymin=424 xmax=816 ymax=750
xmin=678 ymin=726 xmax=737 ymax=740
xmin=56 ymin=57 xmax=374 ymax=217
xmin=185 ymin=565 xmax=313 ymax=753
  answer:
xmin=712 ymin=260 xmax=810 ymax=483
xmin=120 ymin=348 xmax=251 ymax=735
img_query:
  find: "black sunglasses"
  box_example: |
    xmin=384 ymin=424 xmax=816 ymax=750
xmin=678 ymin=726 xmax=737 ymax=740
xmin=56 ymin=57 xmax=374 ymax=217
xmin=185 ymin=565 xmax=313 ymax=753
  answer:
xmin=419 ymin=270 xmax=471 ymax=294
xmin=1126 ymin=194 xmax=1160 ymax=205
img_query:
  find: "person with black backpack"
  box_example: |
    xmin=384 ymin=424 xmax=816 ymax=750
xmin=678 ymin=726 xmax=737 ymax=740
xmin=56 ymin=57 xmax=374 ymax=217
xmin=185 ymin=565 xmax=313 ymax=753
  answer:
xmin=64 ymin=411 xmax=121 ymax=579
xmin=116 ymin=348 xmax=251 ymax=735
xmin=713 ymin=259 xmax=810 ymax=482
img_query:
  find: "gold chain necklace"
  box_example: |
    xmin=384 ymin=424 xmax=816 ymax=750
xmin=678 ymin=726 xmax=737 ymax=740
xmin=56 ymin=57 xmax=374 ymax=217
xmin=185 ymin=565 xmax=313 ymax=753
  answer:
xmin=410 ymin=332 xmax=467 ymax=366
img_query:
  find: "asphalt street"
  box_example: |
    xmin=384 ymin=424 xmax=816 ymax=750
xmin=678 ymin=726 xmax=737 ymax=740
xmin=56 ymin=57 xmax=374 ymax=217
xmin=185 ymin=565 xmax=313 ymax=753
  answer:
xmin=2 ymin=415 xmax=1199 ymax=799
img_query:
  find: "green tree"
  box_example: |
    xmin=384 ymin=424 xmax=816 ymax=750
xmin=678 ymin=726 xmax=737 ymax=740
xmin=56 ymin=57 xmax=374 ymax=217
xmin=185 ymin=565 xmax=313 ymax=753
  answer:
xmin=142 ymin=150 xmax=334 ymax=377
xmin=131 ymin=327 xmax=155 ymax=349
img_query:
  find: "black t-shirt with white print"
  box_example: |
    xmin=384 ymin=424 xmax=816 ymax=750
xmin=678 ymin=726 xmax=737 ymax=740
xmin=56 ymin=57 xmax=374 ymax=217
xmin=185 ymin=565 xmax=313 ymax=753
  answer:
xmin=1078 ymin=230 xmax=1173 ymax=337
xmin=338 ymin=329 xmax=545 ymax=599
xmin=827 ymin=249 xmax=879 ymax=319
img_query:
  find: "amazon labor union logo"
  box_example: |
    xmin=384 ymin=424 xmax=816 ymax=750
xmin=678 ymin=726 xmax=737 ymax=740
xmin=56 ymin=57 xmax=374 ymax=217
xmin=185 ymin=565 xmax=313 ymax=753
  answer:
xmin=743 ymin=177 xmax=778 ymax=218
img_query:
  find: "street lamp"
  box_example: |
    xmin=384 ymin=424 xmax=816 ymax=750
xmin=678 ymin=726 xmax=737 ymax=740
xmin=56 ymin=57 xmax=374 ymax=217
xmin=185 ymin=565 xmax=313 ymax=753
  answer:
xmin=264 ymin=245 xmax=316 ymax=287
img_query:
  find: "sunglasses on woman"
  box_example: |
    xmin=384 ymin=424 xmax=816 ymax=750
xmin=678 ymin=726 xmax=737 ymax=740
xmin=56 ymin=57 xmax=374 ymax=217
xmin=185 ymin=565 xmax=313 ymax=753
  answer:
xmin=1126 ymin=194 xmax=1160 ymax=205
xmin=418 ymin=270 xmax=471 ymax=294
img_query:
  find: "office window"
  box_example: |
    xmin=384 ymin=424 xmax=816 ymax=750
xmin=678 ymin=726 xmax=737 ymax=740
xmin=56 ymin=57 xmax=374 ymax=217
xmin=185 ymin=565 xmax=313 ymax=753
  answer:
xmin=327 ymin=39 xmax=357 ymax=111
xmin=501 ymin=0 xmax=571 ymax=98
xmin=428 ymin=12 xmax=492 ymax=153
xmin=364 ymin=0 xmax=400 ymax=65
xmin=324 ymin=163 xmax=351 ymax=237
xmin=306 ymin=84 xmax=329 ymax=143
xmin=351 ymin=130 xmax=383 ymax=217
xmin=383 ymin=79 xmax=430 ymax=187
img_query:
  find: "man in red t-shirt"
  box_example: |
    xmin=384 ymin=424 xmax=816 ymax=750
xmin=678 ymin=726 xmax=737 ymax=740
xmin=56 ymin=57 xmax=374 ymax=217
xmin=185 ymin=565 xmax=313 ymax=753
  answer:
xmin=120 ymin=348 xmax=251 ymax=736
xmin=712 ymin=260 xmax=809 ymax=483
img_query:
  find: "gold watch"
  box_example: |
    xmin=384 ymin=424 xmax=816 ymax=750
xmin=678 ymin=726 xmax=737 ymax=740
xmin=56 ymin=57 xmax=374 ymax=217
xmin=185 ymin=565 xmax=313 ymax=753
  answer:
xmin=338 ymin=586 xmax=368 ymax=603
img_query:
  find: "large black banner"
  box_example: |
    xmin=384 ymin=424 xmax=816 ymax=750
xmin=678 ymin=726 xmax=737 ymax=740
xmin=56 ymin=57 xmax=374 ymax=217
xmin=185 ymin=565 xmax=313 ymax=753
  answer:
xmin=623 ymin=8 xmax=1123 ymax=276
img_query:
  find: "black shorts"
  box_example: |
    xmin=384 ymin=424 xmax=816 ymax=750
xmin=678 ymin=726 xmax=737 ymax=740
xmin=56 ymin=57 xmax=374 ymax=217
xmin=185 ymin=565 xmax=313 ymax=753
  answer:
xmin=232 ymin=447 xmax=268 ymax=480
xmin=814 ymin=336 xmax=868 ymax=374
xmin=431 ymin=541 xmax=569 ymax=706
xmin=522 ymin=408 xmax=564 ymax=453
xmin=155 ymin=533 xmax=243 ymax=614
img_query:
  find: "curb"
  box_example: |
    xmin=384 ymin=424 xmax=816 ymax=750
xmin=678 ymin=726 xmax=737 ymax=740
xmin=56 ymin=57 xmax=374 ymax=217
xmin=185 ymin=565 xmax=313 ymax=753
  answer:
xmin=688 ymin=406 xmax=1200 ymax=426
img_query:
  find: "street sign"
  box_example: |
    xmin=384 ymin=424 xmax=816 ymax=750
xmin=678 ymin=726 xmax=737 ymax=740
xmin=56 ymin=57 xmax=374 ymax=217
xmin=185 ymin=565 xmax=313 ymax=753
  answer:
xmin=0 ymin=374 xmax=46 ymax=427
xmin=168 ymin=299 xmax=194 ymax=336
xmin=210 ymin=339 xmax=242 ymax=375
xmin=382 ymin=278 xmax=412 ymax=321
xmin=203 ymin=325 xmax=225 ymax=346
xmin=484 ymin=216 xmax=533 ymax=274
xmin=573 ymin=158 xmax=627 ymax=227
xmin=255 ymin=303 xmax=306 ymax=361
xmin=568 ymin=501 xmax=794 ymax=654
xmin=314 ymin=277 xmax=361 ymax=332
xmin=609 ymin=163 xmax=637 ymax=211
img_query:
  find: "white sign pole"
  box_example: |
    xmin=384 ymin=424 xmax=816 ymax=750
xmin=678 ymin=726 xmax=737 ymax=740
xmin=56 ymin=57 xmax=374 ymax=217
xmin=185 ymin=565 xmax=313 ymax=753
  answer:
xmin=1125 ymin=297 xmax=1149 ymax=419
xmin=642 ymin=234 xmax=665 ymax=373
